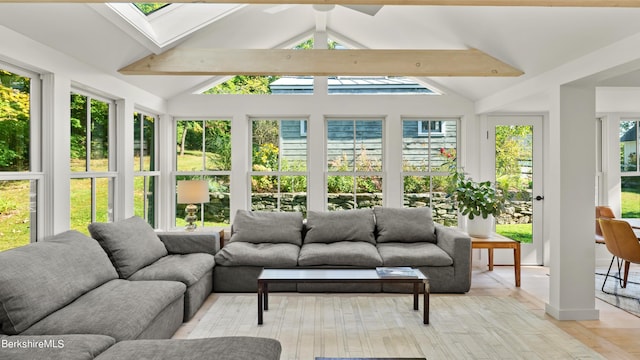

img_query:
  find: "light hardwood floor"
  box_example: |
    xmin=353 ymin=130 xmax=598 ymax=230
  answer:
xmin=470 ymin=264 xmax=640 ymax=359
xmin=175 ymin=265 xmax=640 ymax=359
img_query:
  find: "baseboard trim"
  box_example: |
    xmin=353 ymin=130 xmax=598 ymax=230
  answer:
xmin=545 ymin=303 xmax=600 ymax=320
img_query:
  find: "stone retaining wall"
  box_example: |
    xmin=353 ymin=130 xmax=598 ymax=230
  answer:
xmin=202 ymin=191 xmax=533 ymax=226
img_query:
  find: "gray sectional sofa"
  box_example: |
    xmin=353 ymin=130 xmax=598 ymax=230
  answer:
xmin=214 ymin=207 xmax=472 ymax=293
xmin=0 ymin=216 xmax=281 ymax=360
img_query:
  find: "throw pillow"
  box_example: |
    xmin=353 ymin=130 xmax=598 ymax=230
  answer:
xmin=88 ymin=216 xmax=168 ymax=279
xmin=230 ymin=210 xmax=303 ymax=246
xmin=303 ymin=209 xmax=376 ymax=244
xmin=374 ymin=207 xmax=437 ymax=243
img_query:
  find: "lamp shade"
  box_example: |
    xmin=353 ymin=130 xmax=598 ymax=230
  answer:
xmin=177 ymin=180 xmax=209 ymax=204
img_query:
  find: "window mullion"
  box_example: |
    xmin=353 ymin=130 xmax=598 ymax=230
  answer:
xmin=86 ymin=96 xmax=92 ymax=172
xmin=202 ymin=120 xmax=207 ymax=171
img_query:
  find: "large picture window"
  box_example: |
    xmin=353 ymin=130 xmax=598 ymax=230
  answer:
xmin=620 ymin=119 xmax=640 ymax=217
xmin=69 ymin=92 xmax=114 ymax=234
xmin=175 ymin=119 xmax=231 ymax=227
xmin=0 ymin=64 xmax=41 ymax=251
xmin=326 ymin=118 xmax=383 ymax=210
xmin=250 ymin=118 xmax=308 ymax=213
xmin=402 ymin=118 xmax=458 ymax=226
xmin=134 ymin=111 xmax=158 ymax=227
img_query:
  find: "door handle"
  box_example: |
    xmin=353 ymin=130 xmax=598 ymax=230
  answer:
xmin=535 ymin=195 xmax=544 ymax=201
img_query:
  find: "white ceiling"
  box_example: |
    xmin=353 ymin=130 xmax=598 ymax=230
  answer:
xmin=1 ymin=3 xmax=640 ymax=105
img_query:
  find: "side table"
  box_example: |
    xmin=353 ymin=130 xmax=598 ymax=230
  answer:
xmin=471 ymin=234 xmax=521 ymax=287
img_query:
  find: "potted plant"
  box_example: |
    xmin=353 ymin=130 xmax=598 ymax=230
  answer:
xmin=449 ymin=169 xmax=506 ymax=238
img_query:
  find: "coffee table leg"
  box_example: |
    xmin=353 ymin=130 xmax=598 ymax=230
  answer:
xmin=264 ymin=282 xmax=269 ymax=311
xmin=423 ymin=281 xmax=429 ymax=325
xmin=514 ymin=243 xmax=521 ymax=287
xmin=257 ymin=281 xmax=263 ymax=325
xmin=413 ymin=283 xmax=419 ymax=310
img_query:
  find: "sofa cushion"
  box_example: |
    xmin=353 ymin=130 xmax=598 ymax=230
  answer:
xmin=304 ymin=209 xmax=375 ymax=244
xmin=0 ymin=230 xmax=118 ymax=335
xmin=298 ymin=241 xmax=383 ymax=267
xmin=374 ymin=207 xmax=437 ymax=243
xmin=230 ymin=210 xmax=303 ymax=246
xmin=377 ymin=242 xmax=453 ymax=267
xmin=22 ymin=279 xmax=185 ymax=341
xmin=129 ymin=253 xmax=215 ymax=287
xmin=0 ymin=334 xmax=115 ymax=360
xmin=214 ymin=242 xmax=299 ymax=267
xmin=93 ymin=337 xmax=282 ymax=360
xmin=88 ymin=216 xmax=168 ymax=279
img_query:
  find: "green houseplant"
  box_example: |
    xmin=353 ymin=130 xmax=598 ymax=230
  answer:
xmin=449 ymin=169 xmax=506 ymax=237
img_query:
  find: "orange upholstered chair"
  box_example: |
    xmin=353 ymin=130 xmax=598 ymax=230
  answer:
xmin=596 ymin=205 xmax=616 ymax=244
xmin=598 ymin=218 xmax=640 ymax=289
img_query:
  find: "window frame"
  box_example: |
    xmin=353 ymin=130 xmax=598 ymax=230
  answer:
xmin=401 ymin=117 xmax=459 ymax=225
xmin=133 ymin=110 xmax=159 ymax=227
xmin=69 ymin=89 xmax=117 ymax=231
xmin=325 ymin=117 xmax=385 ymax=210
xmin=173 ymin=118 xmax=232 ymax=228
xmin=417 ymin=120 xmax=445 ymax=137
xmin=249 ymin=117 xmax=309 ymax=212
xmin=0 ymin=62 xmax=42 ymax=249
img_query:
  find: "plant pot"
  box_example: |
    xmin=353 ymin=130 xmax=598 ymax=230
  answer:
xmin=466 ymin=215 xmax=494 ymax=238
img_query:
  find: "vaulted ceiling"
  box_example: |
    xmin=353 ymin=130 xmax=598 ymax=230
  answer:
xmin=1 ymin=2 xmax=640 ymax=106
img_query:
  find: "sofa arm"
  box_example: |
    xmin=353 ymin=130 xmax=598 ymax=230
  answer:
xmin=435 ymin=224 xmax=470 ymax=257
xmin=434 ymin=224 xmax=472 ymax=291
xmin=156 ymin=231 xmax=220 ymax=255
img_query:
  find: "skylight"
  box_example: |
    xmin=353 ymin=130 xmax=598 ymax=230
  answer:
xmin=133 ymin=3 xmax=170 ymax=16
xmin=99 ymin=3 xmax=245 ymax=51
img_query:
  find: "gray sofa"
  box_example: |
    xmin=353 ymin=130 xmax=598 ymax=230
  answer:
xmin=88 ymin=216 xmax=216 ymax=321
xmin=0 ymin=334 xmax=282 ymax=360
xmin=214 ymin=207 xmax=472 ymax=293
xmin=0 ymin=218 xmax=281 ymax=360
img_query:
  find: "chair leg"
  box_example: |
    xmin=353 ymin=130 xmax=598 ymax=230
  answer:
xmin=623 ymin=260 xmax=631 ymax=288
xmin=602 ymin=255 xmax=616 ymax=292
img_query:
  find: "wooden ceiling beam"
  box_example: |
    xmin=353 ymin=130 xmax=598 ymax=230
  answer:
xmin=3 ymin=0 xmax=640 ymax=7
xmin=119 ymin=48 xmax=523 ymax=77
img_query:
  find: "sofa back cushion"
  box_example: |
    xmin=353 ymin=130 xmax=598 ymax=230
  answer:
xmin=0 ymin=230 xmax=118 ymax=334
xmin=304 ymin=209 xmax=376 ymax=244
xmin=230 ymin=210 xmax=303 ymax=246
xmin=88 ymin=216 xmax=168 ymax=279
xmin=374 ymin=207 xmax=437 ymax=243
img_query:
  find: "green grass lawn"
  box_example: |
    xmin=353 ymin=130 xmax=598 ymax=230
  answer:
xmin=621 ymin=191 xmax=640 ymax=218
xmin=496 ymin=223 xmax=532 ymax=243
xmin=0 ymin=180 xmax=31 ymax=251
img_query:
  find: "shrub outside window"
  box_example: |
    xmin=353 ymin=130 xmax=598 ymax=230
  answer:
xmin=326 ymin=118 xmax=383 ymax=210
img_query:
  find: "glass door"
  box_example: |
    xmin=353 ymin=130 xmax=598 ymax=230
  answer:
xmin=488 ymin=116 xmax=543 ymax=265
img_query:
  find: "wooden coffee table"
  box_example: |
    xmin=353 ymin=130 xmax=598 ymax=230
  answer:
xmin=257 ymin=268 xmax=430 ymax=325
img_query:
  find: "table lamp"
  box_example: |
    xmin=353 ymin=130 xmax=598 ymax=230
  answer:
xmin=177 ymin=180 xmax=209 ymax=231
